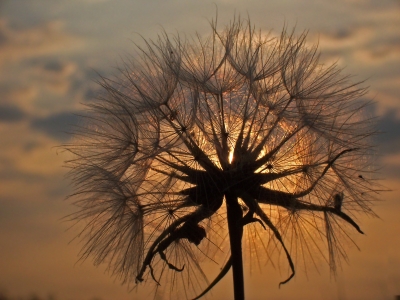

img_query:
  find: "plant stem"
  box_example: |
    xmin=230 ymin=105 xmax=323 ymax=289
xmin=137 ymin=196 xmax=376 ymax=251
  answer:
xmin=226 ymin=192 xmax=245 ymax=300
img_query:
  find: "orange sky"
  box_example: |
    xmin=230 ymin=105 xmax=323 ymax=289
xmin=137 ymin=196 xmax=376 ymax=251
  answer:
xmin=0 ymin=1 xmax=399 ymax=299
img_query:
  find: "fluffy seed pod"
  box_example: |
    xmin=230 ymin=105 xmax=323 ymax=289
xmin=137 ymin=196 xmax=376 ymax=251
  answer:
xmin=64 ymin=16 xmax=380 ymax=299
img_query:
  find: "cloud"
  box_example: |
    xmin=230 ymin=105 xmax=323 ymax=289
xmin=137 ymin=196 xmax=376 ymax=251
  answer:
xmin=31 ymin=112 xmax=81 ymax=141
xmin=0 ymin=161 xmax=44 ymax=184
xmin=316 ymin=26 xmax=375 ymax=51
xmin=0 ymin=85 xmax=38 ymax=106
xmin=42 ymin=60 xmax=75 ymax=75
xmin=0 ymin=57 xmax=86 ymax=117
xmin=381 ymin=153 xmax=400 ymax=179
xmin=0 ymin=19 xmax=83 ymax=115
xmin=354 ymin=42 xmax=400 ymax=65
xmin=376 ymin=109 xmax=400 ymax=155
xmin=29 ymin=60 xmax=77 ymax=94
xmin=310 ymin=4 xmax=400 ymax=67
xmin=83 ymin=0 xmax=112 ymax=3
xmin=0 ymin=104 xmax=26 ymax=123
xmin=0 ymin=19 xmax=82 ymax=66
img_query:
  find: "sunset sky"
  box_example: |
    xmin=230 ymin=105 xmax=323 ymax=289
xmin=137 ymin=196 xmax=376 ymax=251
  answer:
xmin=0 ymin=0 xmax=399 ymax=299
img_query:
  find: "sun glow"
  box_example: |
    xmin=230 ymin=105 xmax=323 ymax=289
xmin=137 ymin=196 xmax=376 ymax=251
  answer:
xmin=229 ymin=148 xmax=234 ymax=164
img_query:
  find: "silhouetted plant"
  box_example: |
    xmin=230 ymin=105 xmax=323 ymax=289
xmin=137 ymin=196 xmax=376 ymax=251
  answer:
xmin=64 ymin=16 xmax=380 ymax=299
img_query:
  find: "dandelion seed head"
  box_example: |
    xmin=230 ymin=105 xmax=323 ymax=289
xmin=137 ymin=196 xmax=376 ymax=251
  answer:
xmin=64 ymin=16 xmax=381 ymax=299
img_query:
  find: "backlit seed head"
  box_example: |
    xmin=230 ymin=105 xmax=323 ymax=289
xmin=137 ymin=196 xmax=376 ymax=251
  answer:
xmin=64 ymin=16 xmax=381 ymax=299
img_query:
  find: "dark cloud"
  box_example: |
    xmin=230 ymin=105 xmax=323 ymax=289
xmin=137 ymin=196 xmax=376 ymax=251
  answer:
xmin=84 ymin=86 xmax=102 ymax=102
xmin=22 ymin=140 xmax=41 ymax=152
xmin=43 ymin=60 xmax=65 ymax=73
xmin=0 ymin=28 xmax=7 ymax=45
xmin=31 ymin=112 xmax=81 ymax=141
xmin=376 ymin=110 xmax=400 ymax=155
xmin=0 ymin=103 xmax=26 ymax=122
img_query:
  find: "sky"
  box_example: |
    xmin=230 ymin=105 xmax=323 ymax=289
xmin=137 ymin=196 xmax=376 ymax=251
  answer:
xmin=0 ymin=0 xmax=399 ymax=299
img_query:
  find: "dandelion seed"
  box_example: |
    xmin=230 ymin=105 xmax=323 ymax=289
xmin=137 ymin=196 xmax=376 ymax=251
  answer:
xmin=64 ymin=15 xmax=381 ymax=300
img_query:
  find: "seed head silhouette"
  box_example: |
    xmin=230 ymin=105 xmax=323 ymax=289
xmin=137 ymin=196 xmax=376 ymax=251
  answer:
xmin=64 ymin=16 xmax=379 ymax=299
